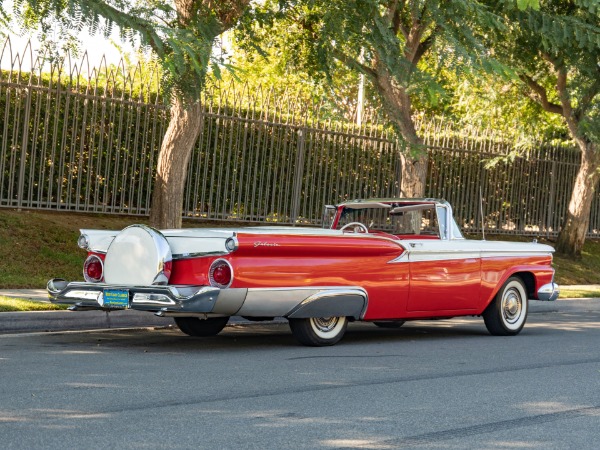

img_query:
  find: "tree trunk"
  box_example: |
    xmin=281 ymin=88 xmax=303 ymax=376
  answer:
xmin=399 ymin=152 xmax=428 ymax=197
xmin=555 ymin=143 xmax=600 ymax=258
xmin=147 ymin=0 xmax=250 ymax=229
xmin=149 ymin=96 xmax=202 ymax=229
xmin=374 ymin=62 xmax=427 ymax=198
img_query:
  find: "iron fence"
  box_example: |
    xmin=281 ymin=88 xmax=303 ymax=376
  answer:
xmin=0 ymin=38 xmax=595 ymax=236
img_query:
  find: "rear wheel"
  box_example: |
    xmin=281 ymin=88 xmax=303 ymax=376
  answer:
xmin=174 ymin=316 xmax=230 ymax=337
xmin=483 ymin=277 xmax=528 ymax=336
xmin=289 ymin=316 xmax=348 ymax=346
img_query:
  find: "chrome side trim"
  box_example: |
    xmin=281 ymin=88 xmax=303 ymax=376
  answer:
xmin=388 ymin=250 xmax=480 ymax=264
xmin=286 ymin=288 xmax=368 ymax=320
xmin=388 ymin=253 xmax=409 ymax=263
xmin=237 ymin=288 xmax=322 ymax=317
xmin=238 ymin=286 xmax=368 ymax=318
xmin=171 ymin=250 xmax=229 ymax=260
xmin=537 ymin=282 xmax=559 ymax=301
xmin=389 ymin=249 xmax=553 ymax=264
xmin=409 ymin=251 xmax=481 ymax=262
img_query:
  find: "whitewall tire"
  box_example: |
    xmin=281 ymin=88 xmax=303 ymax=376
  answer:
xmin=483 ymin=277 xmax=528 ymax=336
xmin=289 ymin=316 xmax=348 ymax=346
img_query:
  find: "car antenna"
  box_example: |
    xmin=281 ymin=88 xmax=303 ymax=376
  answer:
xmin=480 ymin=186 xmax=486 ymax=241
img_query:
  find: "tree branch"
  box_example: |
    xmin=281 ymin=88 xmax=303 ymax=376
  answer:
xmin=404 ymin=17 xmax=434 ymax=64
xmin=205 ymin=0 xmax=251 ymax=30
xmin=556 ymin=68 xmax=573 ymax=117
xmin=392 ymin=9 xmax=402 ymax=37
xmin=85 ymin=0 xmax=166 ymax=57
xmin=412 ymin=25 xmax=440 ymax=65
xmin=332 ymin=48 xmax=377 ymax=82
xmin=538 ymin=51 xmax=592 ymax=147
xmin=391 ymin=0 xmax=410 ymax=40
xmin=519 ymin=74 xmax=563 ymax=115
xmin=386 ymin=0 xmax=401 ymax=35
xmin=576 ymin=76 xmax=600 ymax=120
xmin=410 ymin=0 xmax=422 ymax=26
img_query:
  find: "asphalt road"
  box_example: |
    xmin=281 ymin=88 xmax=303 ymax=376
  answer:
xmin=1 ymin=310 xmax=599 ymax=449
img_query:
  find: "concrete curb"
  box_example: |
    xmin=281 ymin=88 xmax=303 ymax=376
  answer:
xmin=528 ymin=298 xmax=600 ymax=313
xmin=0 ymin=309 xmax=171 ymax=334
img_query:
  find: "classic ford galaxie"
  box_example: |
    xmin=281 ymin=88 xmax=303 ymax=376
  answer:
xmin=48 ymin=199 xmax=559 ymax=346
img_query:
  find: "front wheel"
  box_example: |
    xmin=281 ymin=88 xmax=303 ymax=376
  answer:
xmin=288 ymin=316 xmax=348 ymax=346
xmin=174 ymin=316 xmax=230 ymax=337
xmin=483 ymin=277 xmax=528 ymax=336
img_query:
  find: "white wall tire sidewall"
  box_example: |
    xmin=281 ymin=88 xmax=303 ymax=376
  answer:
xmin=501 ymin=279 xmax=528 ymax=332
xmin=309 ymin=317 xmax=347 ymax=340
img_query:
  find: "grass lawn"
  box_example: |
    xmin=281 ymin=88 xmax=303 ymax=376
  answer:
xmin=1 ymin=208 xmax=599 ymax=291
xmin=0 ymin=296 xmax=68 ymax=312
xmin=559 ymin=287 xmax=600 ymax=299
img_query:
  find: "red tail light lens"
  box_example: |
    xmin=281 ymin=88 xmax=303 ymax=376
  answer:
xmin=209 ymin=259 xmax=233 ymax=288
xmin=163 ymin=261 xmax=172 ymax=279
xmin=84 ymin=255 xmax=104 ymax=282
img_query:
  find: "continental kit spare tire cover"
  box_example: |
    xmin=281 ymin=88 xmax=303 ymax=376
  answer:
xmin=103 ymin=225 xmax=172 ymax=285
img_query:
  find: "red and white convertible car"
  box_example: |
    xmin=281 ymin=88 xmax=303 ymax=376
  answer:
xmin=48 ymin=199 xmax=559 ymax=346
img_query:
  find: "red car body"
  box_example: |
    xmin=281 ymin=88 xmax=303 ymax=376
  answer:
xmin=48 ymin=199 xmax=558 ymax=346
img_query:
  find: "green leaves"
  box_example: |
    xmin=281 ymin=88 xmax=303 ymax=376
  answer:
xmin=483 ymin=0 xmax=600 ymax=147
xmin=576 ymin=0 xmax=600 ymax=14
xmin=517 ymin=0 xmax=540 ymax=11
xmin=11 ymin=0 xmax=252 ymax=100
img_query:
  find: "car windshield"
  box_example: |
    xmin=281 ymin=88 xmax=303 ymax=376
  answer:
xmin=336 ymin=203 xmax=442 ymax=237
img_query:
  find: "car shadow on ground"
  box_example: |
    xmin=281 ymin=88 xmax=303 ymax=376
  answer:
xmin=24 ymin=312 xmax=599 ymax=353
xmin=26 ymin=319 xmax=503 ymax=352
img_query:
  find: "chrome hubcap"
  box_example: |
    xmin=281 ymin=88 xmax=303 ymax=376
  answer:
xmin=312 ymin=317 xmax=339 ymax=333
xmin=502 ymin=288 xmax=522 ymax=325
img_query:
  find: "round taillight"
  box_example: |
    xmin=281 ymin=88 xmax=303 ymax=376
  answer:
xmin=209 ymin=259 xmax=233 ymax=288
xmin=84 ymin=255 xmax=104 ymax=282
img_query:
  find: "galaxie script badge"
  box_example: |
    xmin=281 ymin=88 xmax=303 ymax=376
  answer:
xmin=254 ymin=241 xmax=280 ymax=248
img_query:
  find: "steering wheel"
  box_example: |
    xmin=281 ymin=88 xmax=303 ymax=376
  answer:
xmin=340 ymin=222 xmax=369 ymax=233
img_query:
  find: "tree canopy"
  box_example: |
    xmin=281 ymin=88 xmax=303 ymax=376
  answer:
xmin=12 ymin=0 xmax=253 ymax=229
xmin=480 ymin=0 xmax=600 ymax=256
xmin=237 ymin=1 xmax=514 ymax=199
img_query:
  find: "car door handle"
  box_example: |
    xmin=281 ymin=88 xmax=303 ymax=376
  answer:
xmin=410 ymin=243 xmax=423 ymax=248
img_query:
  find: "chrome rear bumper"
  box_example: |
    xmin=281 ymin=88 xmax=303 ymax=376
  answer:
xmin=47 ymin=279 xmax=368 ymax=319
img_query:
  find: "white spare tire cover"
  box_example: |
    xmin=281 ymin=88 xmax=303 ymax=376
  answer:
xmin=104 ymin=225 xmax=172 ymax=285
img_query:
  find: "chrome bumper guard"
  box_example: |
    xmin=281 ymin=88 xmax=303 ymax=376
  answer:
xmin=47 ymin=279 xmax=368 ymax=319
xmin=537 ymin=282 xmax=559 ymax=301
